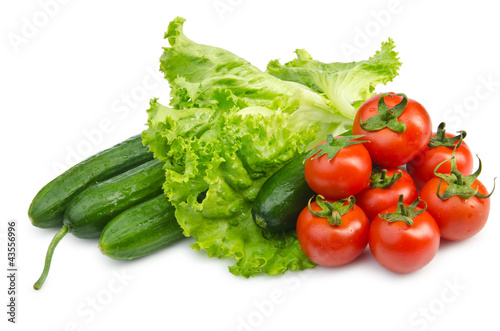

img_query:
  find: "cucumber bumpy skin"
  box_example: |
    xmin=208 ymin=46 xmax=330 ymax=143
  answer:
xmin=28 ymin=134 xmax=153 ymax=228
xmin=33 ymin=158 xmax=165 ymax=290
xmin=63 ymin=158 xmax=165 ymax=239
xmin=252 ymin=154 xmax=315 ymax=233
xmin=99 ymin=194 xmax=185 ymax=260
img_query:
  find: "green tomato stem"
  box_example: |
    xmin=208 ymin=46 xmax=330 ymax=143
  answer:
xmin=428 ymin=122 xmax=467 ymax=148
xmin=359 ymin=93 xmax=408 ymax=133
xmin=379 ymin=195 xmax=426 ymax=226
xmin=308 ymin=195 xmax=356 ymax=226
xmin=370 ymin=168 xmax=402 ymax=189
xmin=304 ymin=134 xmax=368 ymax=162
xmin=434 ymin=147 xmax=495 ymax=200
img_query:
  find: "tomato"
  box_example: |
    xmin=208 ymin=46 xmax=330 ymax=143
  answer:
xmin=304 ymin=134 xmax=372 ymax=200
xmin=352 ymin=92 xmax=432 ymax=168
xmin=368 ymin=197 xmax=440 ymax=274
xmin=296 ymin=196 xmax=369 ymax=267
xmin=419 ymin=177 xmax=491 ymax=241
xmin=355 ymin=168 xmax=418 ymax=222
xmin=406 ymin=122 xmax=474 ymax=189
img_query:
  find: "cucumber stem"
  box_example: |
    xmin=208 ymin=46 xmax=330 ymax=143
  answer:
xmin=33 ymin=224 xmax=69 ymax=290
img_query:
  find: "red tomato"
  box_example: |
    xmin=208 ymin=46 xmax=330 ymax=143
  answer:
xmin=355 ymin=168 xmax=418 ymax=222
xmin=296 ymin=197 xmax=369 ymax=267
xmin=368 ymin=199 xmax=440 ymax=274
xmin=407 ymin=133 xmax=474 ymax=189
xmin=419 ymin=177 xmax=491 ymax=241
xmin=352 ymin=92 xmax=432 ymax=168
xmin=304 ymin=136 xmax=372 ymax=200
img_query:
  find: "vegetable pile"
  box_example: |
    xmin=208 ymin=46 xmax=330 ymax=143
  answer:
xmin=28 ymin=17 xmax=494 ymax=290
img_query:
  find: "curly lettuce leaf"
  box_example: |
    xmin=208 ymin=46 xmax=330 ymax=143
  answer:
xmin=267 ymin=38 xmax=401 ymax=119
xmin=143 ymin=92 xmax=317 ymax=277
xmin=160 ymin=18 xmax=337 ymax=119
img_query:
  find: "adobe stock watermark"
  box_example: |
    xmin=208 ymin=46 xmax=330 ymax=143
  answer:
xmin=408 ymin=278 xmax=467 ymax=331
xmin=339 ymin=0 xmax=415 ymax=61
xmin=7 ymin=0 xmax=73 ymax=54
xmin=441 ymin=74 xmax=500 ymax=130
xmin=50 ymin=65 xmax=165 ymax=175
xmin=213 ymin=0 xmax=245 ymax=21
xmin=235 ymin=269 xmax=312 ymax=331
xmin=60 ymin=268 xmax=134 ymax=331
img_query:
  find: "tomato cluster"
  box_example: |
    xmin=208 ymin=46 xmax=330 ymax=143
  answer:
xmin=297 ymin=92 xmax=494 ymax=274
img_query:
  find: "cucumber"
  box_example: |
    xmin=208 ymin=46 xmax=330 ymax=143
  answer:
xmin=28 ymin=134 xmax=153 ymax=229
xmin=63 ymin=158 xmax=165 ymax=239
xmin=99 ymin=194 xmax=185 ymax=260
xmin=33 ymin=158 xmax=165 ymax=290
xmin=252 ymin=154 xmax=315 ymax=233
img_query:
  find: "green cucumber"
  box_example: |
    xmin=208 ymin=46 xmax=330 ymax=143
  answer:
xmin=28 ymin=134 xmax=153 ymax=229
xmin=33 ymin=158 xmax=165 ymax=290
xmin=252 ymin=154 xmax=315 ymax=233
xmin=63 ymin=158 xmax=165 ymax=239
xmin=99 ymin=194 xmax=185 ymax=260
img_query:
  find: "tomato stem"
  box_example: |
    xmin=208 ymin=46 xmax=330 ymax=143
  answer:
xmin=308 ymin=195 xmax=356 ymax=226
xmin=304 ymin=134 xmax=368 ymax=162
xmin=379 ymin=195 xmax=426 ymax=226
xmin=433 ymin=146 xmax=495 ymax=200
xmin=359 ymin=93 xmax=408 ymax=133
xmin=369 ymin=167 xmax=402 ymax=189
xmin=428 ymin=122 xmax=467 ymax=148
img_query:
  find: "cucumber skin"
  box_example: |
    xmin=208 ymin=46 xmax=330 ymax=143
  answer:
xmin=29 ymin=134 xmax=153 ymax=229
xmin=252 ymin=154 xmax=315 ymax=232
xmin=99 ymin=194 xmax=185 ymax=260
xmin=63 ymin=158 xmax=165 ymax=239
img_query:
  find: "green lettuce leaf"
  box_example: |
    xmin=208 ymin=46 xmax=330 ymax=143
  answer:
xmin=160 ymin=16 xmax=351 ymax=143
xmin=160 ymin=17 xmax=328 ymax=114
xmin=143 ymin=92 xmax=318 ymax=276
xmin=267 ymin=39 xmax=401 ymax=119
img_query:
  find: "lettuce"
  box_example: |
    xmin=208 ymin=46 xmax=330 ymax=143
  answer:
xmin=161 ymin=17 xmax=324 ymax=112
xmin=267 ymin=39 xmax=401 ymax=135
xmin=143 ymin=94 xmax=318 ymax=277
xmin=143 ymin=17 xmax=402 ymax=277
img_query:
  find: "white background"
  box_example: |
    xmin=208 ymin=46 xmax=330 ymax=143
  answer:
xmin=1 ymin=0 xmax=499 ymax=330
